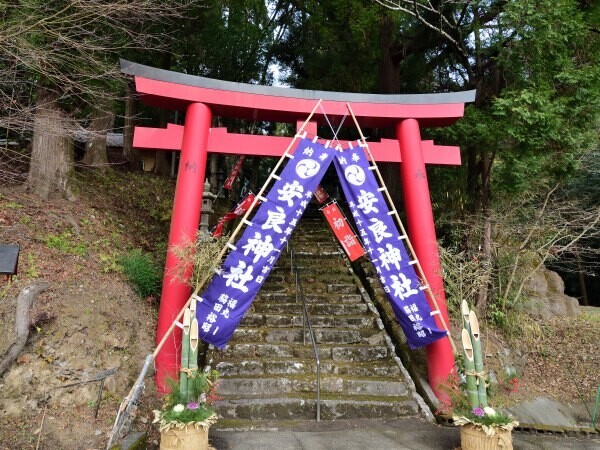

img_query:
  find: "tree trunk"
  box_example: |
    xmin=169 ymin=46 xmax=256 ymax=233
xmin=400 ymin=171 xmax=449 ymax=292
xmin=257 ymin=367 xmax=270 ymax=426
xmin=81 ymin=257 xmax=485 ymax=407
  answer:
xmin=82 ymin=100 xmax=113 ymax=170
xmin=123 ymin=82 xmax=140 ymax=170
xmin=475 ymin=150 xmax=493 ymax=313
xmin=377 ymin=14 xmax=404 ymax=203
xmin=152 ymin=107 xmax=172 ymax=176
xmin=378 ymin=14 xmax=400 ymax=95
xmin=0 ymin=282 xmax=49 ymax=377
xmin=249 ymin=156 xmax=261 ymax=193
xmin=577 ymin=255 xmax=589 ymax=306
xmin=153 ymin=49 xmax=173 ymax=176
xmin=209 ymin=154 xmax=219 ymax=193
xmin=26 ymin=89 xmax=76 ymax=200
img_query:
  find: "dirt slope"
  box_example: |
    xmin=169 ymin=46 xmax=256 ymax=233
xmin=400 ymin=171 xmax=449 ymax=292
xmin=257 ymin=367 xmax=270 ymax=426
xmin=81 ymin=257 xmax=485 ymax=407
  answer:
xmin=0 ymin=170 xmax=173 ymax=449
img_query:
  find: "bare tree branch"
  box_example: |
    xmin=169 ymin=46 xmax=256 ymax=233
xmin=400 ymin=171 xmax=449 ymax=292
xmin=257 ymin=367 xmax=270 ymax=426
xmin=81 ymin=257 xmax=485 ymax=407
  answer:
xmin=372 ymin=0 xmax=469 ymax=57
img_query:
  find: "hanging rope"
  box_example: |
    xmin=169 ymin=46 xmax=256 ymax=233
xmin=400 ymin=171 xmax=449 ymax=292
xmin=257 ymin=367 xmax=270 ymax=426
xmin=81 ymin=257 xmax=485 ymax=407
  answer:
xmin=345 ymin=102 xmax=458 ymax=355
xmin=318 ymin=102 xmax=348 ymax=148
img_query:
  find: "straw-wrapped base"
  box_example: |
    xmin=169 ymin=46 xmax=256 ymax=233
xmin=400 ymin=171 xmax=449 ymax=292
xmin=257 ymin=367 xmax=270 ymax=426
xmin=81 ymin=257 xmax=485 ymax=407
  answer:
xmin=460 ymin=424 xmax=513 ymax=450
xmin=160 ymin=424 xmax=209 ymax=450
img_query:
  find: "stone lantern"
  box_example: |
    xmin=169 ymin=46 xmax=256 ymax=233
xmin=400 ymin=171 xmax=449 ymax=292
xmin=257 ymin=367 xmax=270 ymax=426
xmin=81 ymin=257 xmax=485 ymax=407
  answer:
xmin=200 ymin=179 xmax=217 ymax=236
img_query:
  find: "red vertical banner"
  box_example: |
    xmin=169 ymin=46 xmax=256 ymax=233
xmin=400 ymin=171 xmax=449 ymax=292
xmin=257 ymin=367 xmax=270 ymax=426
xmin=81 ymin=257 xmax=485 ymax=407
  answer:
xmin=314 ymin=185 xmax=329 ymax=204
xmin=322 ymin=203 xmax=365 ymax=261
xmin=211 ymin=193 xmax=256 ymax=238
xmin=223 ymin=155 xmax=246 ymax=190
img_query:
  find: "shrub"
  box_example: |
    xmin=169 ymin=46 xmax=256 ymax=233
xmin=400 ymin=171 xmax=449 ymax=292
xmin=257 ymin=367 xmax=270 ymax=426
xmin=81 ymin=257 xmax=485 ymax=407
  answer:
xmin=120 ymin=249 xmax=162 ymax=298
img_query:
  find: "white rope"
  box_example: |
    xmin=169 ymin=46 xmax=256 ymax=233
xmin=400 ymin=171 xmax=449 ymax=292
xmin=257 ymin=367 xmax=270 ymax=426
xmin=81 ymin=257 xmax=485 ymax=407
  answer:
xmin=319 ymin=102 xmax=348 ymax=147
xmin=345 ymin=102 xmax=458 ymax=355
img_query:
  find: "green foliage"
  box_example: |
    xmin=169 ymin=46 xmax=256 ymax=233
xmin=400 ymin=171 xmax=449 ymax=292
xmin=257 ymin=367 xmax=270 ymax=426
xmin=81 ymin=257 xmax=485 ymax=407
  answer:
xmin=439 ymin=246 xmax=491 ymax=316
xmin=169 ymin=370 xmax=219 ymax=405
xmin=158 ymin=403 xmax=215 ymax=426
xmin=172 ymin=0 xmax=274 ymax=84
xmin=98 ymin=251 xmax=121 ymax=274
xmin=155 ymin=372 xmax=219 ymax=427
xmin=25 ymin=253 xmax=39 ymax=279
xmin=46 ymin=232 xmax=88 ymax=257
xmin=77 ymin=170 xmax=174 ymax=252
xmin=273 ymin=0 xmax=382 ymax=93
xmin=0 ymin=283 xmax=10 ymax=302
xmin=170 ymin=235 xmax=230 ymax=288
xmin=120 ymin=249 xmax=162 ymax=298
xmin=458 ymin=409 xmax=515 ymax=428
xmin=486 ymin=302 xmax=507 ymax=328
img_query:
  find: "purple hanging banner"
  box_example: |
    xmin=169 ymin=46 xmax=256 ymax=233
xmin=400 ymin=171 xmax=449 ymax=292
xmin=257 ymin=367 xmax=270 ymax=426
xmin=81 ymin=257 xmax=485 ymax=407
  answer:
xmin=196 ymin=138 xmax=334 ymax=348
xmin=333 ymin=144 xmax=447 ymax=349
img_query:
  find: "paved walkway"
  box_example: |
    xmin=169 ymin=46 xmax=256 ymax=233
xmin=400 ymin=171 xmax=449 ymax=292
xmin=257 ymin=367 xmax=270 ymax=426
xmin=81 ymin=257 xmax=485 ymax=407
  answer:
xmin=210 ymin=418 xmax=600 ymax=450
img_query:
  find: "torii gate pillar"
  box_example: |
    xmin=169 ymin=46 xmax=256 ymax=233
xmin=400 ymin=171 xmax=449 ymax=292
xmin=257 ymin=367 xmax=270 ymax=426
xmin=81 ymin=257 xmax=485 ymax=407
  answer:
xmin=155 ymin=102 xmax=211 ymax=385
xmin=397 ymin=118 xmax=454 ymax=395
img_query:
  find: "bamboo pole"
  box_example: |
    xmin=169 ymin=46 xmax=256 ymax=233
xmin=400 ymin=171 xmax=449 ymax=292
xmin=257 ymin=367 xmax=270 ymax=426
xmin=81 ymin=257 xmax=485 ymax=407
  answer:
xmin=462 ymin=329 xmax=479 ymax=408
xmin=179 ymin=308 xmax=191 ymax=400
xmin=188 ymin=318 xmax=199 ymax=400
xmin=345 ymin=102 xmax=457 ymax=355
xmin=151 ymin=98 xmax=323 ymax=360
xmin=461 ymin=300 xmax=471 ymax=333
xmin=469 ymin=310 xmax=488 ymax=407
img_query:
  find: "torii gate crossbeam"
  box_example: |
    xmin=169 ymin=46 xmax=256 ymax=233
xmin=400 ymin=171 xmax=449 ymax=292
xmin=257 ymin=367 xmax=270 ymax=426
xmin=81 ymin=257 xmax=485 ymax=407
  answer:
xmin=121 ymin=59 xmax=475 ymax=401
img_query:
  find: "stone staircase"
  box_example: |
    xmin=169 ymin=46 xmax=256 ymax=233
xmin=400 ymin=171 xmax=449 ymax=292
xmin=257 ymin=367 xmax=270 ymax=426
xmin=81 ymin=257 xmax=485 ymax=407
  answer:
xmin=206 ymin=205 xmax=428 ymax=425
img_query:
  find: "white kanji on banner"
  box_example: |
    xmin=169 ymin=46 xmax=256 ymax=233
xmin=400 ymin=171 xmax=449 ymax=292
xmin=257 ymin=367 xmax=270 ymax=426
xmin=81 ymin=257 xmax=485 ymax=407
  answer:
xmin=242 ymin=232 xmax=276 ymax=263
xmin=262 ymin=207 xmax=287 ymax=233
xmin=377 ymin=243 xmax=403 ymax=271
xmin=390 ymin=273 xmax=419 ymax=300
xmin=223 ymin=260 xmax=254 ymax=293
xmin=357 ymin=189 xmax=379 ymax=214
xmin=368 ymin=218 xmax=393 ymax=243
xmin=277 ymin=180 xmax=304 ymax=206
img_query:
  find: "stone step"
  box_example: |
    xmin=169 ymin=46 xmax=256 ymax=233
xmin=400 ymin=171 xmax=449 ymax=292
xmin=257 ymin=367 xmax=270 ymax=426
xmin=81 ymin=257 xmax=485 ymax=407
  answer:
xmin=213 ymin=397 xmax=419 ymax=421
xmin=252 ymin=302 xmax=368 ymax=316
xmin=241 ymin=313 xmax=377 ymax=329
xmin=256 ymin=292 xmax=363 ymax=304
xmin=231 ymin=327 xmax=385 ymax=345
xmin=218 ymin=376 xmax=410 ymax=398
xmin=214 ymin=358 xmax=401 ymax=377
xmin=291 ymin=225 xmax=332 ymax=233
xmin=286 ymin=250 xmax=344 ymax=260
xmin=259 ymin=283 xmax=358 ymax=295
xmin=274 ymin=258 xmax=349 ymax=270
xmin=267 ymin=266 xmax=353 ymax=280
xmin=291 ymin=244 xmax=340 ymax=254
xmin=213 ymin=344 xmax=390 ymax=365
xmin=204 ymin=208 xmax=422 ymax=424
xmin=291 ymin=238 xmax=338 ymax=247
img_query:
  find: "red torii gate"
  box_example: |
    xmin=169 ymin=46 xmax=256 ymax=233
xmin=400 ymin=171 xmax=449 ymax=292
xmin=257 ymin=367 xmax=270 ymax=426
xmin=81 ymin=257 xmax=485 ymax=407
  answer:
xmin=121 ymin=59 xmax=475 ymax=399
